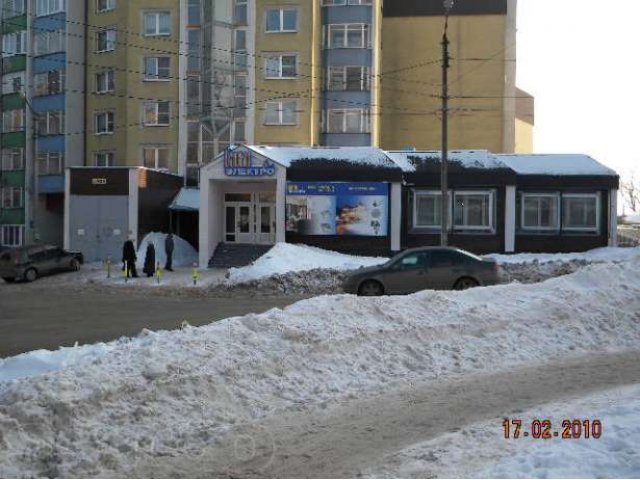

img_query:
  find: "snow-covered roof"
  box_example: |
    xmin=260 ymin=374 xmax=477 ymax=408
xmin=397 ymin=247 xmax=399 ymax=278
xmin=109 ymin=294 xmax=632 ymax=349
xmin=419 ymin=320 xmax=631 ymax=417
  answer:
xmin=169 ymin=188 xmax=199 ymax=211
xmin=247 ymin=145 xmax=399 ymax=169
xmin=497 ymin=154 xmax=617 ymax=176
xmin=387 ymin=150 xmax=508 ymax=170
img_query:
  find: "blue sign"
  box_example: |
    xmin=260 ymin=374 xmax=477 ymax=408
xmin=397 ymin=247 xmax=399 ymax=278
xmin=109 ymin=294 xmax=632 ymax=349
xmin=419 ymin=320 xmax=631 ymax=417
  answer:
xmin=286 ymin=182 xmax=388 ymax=196
xmin=224 ymin=149 xmax=276 ymax=177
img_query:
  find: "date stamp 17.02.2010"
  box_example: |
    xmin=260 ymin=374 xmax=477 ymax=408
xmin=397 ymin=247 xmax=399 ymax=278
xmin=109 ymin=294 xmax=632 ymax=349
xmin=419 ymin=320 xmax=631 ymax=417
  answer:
xmin=503 ymin=418 xmax=602 ymax=440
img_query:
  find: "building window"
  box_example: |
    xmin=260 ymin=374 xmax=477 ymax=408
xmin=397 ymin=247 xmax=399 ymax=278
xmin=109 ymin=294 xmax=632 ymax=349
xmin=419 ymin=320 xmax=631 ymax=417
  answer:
xmin=1 ymin=187 xmax=23 ymax=208
xmin=1 ymin=72 xmax=24 ymax=95
xmin=33 ymin=70 xmax=65 ymax=96
xmin=95 ymin=111 xmax=114 ymax=134
xmin=264 ymin=100 xmax=297 ymax=125
xmin=187 ymin=0 xmax=201 ymax=25
xmin=2 ymin=0 xmax=26 ymax=18
xmin=143 ymin=12 xmax=171 ymax=37
xmin=95 ymin=152 xmax=115 ymax=166
xmin=234 ymin=0 xmax=247 ymax=25
xmin=325 ymin=108 xmax=370 ymax=133
xmin=35 ymin=0 xmax=65 ymax=16
xmin=233 ymin=30 xmax=248 ymax=71
xmin=144 ymin=57 xmax=170 ymax=80
xmin=264 ymin=53 xmax=297 ymax=79
xmin=327 ymin=65 xmax=370 ymax=91
xmin=142 ymin=147 xmax=169 ymax=170
xmin=36 ymin=111 xmax=64 ymax=136
xmin=96 ymin=0 xmax=115 ymax=13
xmin=453 ymin=191 xmax=494 ymax=231
xmin=37 ymin=151 xmax=63 ymax=175
xmin=0 ymin=225 xmax=24 ymax=247
xmin=34 ymin=30 xmax=64 ymax=55
xmin=2 ymin=109 xmax=25 ymax=133
xmin=2 ymin=31 xmax=27 ymax=56
xmin=1 ymin=148 xmax=24 ymax=171
xmin=521 ymin=193 xmax=560 ymax=231
xmin=413 ymin=191 xmax=446 ymax=229
xmin=96 ymin=29 xmax=116 ymax=52
xmin=266 ymin=8 xmax=297 ymax=33
xmin=96 ymin=69 xmax=115 ymax=93
xmin=325 ymin=24 xmax=370 ymax=48
xmin=322 ymin=0 xmax=372 ymax=5
xmin=562 ymin=193 xmax=600 ymax=232
xmin=142 ymin=101 xmax=170 ymax=126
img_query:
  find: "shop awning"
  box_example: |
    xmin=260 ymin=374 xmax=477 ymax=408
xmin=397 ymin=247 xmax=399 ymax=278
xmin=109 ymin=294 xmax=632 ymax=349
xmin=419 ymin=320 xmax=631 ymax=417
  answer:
xmin=169 ymin=188 xmax=199 ymax=212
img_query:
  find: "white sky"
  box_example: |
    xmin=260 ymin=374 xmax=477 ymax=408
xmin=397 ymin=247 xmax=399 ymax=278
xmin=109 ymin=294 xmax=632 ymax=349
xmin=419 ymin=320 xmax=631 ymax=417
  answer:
xmin=516 ymin=0 xmax=640 ymax=178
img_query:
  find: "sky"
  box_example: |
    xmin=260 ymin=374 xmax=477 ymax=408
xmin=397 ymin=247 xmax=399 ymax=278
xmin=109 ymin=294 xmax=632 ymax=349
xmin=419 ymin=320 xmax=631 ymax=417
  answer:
xmin=516 ymin=0 xmax=640 ymax=180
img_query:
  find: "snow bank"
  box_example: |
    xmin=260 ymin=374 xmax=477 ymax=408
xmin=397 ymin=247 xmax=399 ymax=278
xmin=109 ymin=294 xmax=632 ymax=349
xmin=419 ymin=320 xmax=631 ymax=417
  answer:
xmin=488 ymin=246 xmax=640 ymax=265
xmin=136 ymin=232 xmax=198 ymax=268
xmin=366 ymin=384 xmax=640 ymax=478
xmin=1 ymin=258 xmax=640 ymax=477
xmin=227 ymin=243 xmax=388 ymax=283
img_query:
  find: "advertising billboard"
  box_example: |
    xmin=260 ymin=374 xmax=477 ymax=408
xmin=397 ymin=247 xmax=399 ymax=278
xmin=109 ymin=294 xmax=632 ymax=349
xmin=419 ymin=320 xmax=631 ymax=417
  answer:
xmin=286 ymin=182 xmax=389 ymax=237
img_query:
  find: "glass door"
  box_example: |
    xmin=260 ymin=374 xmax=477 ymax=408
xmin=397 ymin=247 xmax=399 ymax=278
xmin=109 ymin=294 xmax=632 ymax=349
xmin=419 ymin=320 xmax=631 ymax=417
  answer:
xmin=225 ymin=203 xmax=253 ymax=243
xmin=256 ymin=204 xmax=276 ymax=244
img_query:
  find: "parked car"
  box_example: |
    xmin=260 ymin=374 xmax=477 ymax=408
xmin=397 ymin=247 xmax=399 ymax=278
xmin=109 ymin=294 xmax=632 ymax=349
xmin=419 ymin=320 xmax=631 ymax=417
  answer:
xmin=0 ymin=245 xmax=84 ymax=283
xmin=343 ymin=247 xmax=502 ymax=296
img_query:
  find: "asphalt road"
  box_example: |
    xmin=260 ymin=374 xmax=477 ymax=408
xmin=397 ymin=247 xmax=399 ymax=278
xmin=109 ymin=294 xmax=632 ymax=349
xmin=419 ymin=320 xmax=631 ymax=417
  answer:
xmin=0 ymin=285 xmax=307 ymax=358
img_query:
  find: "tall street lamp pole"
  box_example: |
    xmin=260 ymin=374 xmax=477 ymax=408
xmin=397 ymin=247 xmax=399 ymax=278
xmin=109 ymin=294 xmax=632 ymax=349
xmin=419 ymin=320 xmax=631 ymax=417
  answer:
xmin=441 ymin=0 xmax=454 ymax=246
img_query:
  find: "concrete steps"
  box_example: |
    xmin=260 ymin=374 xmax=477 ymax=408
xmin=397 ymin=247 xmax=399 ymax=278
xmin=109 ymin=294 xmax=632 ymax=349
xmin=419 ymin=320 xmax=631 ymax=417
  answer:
xmin=208 ymin=243 xmax=273 ymax=269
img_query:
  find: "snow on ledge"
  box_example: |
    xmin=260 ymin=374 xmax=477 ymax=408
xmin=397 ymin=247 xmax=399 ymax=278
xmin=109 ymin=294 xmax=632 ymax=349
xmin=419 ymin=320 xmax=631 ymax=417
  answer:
xmin=488 ymin=246 xmax=640 ymax=265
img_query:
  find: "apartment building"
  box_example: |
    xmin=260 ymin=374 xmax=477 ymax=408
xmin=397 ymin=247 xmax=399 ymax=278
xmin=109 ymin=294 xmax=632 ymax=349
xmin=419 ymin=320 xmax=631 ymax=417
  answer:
xmin=0 ymin=0 xmax=85 ymax=247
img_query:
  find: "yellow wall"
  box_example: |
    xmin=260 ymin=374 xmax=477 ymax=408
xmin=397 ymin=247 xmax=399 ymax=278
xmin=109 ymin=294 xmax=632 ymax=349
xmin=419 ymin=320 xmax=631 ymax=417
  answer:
xmin=380 ymin=15 xmax=510 ymax=152
xmin=253 ymin=0 xmax=316 ymax=145
xmin=86 ymin=0 xmax=180 ymax=170
xmin=515 ymin=118 xmax=533 ymax=153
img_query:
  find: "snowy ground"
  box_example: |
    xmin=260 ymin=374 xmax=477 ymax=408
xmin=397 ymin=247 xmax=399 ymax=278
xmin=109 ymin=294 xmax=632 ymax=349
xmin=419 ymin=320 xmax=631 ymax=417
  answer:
xmin=0 ymin=257 xmax=639 ymax=477
xmin=366 ymin=384 xmax=640 ymax=478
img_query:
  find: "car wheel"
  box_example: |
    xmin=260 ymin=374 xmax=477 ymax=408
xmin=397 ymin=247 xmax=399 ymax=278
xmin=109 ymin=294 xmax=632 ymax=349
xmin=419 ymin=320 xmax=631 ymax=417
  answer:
xmin=70 ymin=258 xmax=81 ymax=271
xmin=358 ymin=280 xmax=384 ymax=296
xmin=24 ymin=268 xmax=38 ymax=283
xmin=2 ymin=277 xmax=15 ymax=283
xmin=454 ymin=277 xmax=479 ymax=290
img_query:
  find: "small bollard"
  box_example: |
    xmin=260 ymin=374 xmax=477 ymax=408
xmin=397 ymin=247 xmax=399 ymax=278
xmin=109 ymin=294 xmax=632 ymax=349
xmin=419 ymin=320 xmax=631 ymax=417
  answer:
xmin=192 ymin=262 xmax=199 ymax=286
xmin=106 ymin=256 xmax=112 ymax=279
xmin=156 ymin=262 xmax=163 ymax=284
xmin=124 ymin=266 xmax=129 ymax=283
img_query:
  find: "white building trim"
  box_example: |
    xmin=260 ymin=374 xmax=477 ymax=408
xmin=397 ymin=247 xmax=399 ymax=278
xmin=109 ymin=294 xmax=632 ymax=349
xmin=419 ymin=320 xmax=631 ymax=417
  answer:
xmin=504 ymin=185 xmax=516 ymax=252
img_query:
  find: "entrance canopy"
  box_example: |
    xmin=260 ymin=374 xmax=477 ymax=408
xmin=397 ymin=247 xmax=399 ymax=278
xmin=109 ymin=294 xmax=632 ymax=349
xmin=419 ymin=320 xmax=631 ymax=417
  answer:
xmin=169 ymin=188 xmax=200 ymax=212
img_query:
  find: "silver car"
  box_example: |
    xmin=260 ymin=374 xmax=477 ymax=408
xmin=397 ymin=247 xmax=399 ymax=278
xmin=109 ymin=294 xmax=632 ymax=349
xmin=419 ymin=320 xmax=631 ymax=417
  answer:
xmin=0 ymin=245 xmax=83 ymax=283
xmin=343 ymin=247 xmax=502 ymax=296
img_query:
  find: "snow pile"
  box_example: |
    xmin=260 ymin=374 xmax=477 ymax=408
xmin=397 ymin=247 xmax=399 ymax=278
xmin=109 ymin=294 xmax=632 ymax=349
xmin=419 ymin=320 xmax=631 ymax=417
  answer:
xmin=498 ymin=153 xmax=617 ymax=176
xmin=227 ymin=243 xmax=388 ymax=283
xmin=366 ymin=384 xmax=640 ymax=478
xmin=1 ymin=259 xmax=640 ymax=477
xmin=488 ymin=246 xmax=640 ymax=265
xmin=248 ymin=146 xmax=397 ymax=169
xmin=136 ymin=232 xmax=198 ymax=268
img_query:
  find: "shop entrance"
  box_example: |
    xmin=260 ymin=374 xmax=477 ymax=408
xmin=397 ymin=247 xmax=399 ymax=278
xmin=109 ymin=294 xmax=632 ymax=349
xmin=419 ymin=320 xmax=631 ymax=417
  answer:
xmin=224 ymin=193 xmax=276 ymax=244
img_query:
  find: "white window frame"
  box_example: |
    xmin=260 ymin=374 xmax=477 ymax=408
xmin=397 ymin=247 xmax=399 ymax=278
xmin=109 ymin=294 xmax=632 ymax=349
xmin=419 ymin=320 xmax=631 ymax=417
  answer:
xmin=2 ymin=0 xmax=26 ymax=17
xmin=562 ymin=193 xmax=601 ymax=233
xmin=1 ymin=72 xmax=24 ymax=95
xmin=142 ymin=101 xmax=170 ymax=126
xmin=33 ymin=70 xmax=65 ymax=96
xmin=143 ymin=56 xmax=171 ymax=81
xmin=34 ymin=29 xmax=64 ymax=55
xmin=37 ymin=151 xmax=63 ymax=175
xmin=1 ymin=186 xmax=23 ymax=208
xmin=412 ymin=190 xmax=453 ymax=230
xmin=325 ymin=23 xmax=370 ymax=49
xmin=95 ymin=111 xmax=114 ymax=135
xmin=1 ymin=148 xmax=24 ymax=171
xmin=265 ymin=7 xmax=298 ymax=33
xmin=2 ymin=109 xmax=25 ymax=133
xmin=2 ymin=31 xmax=27 ymax=57
xmin=36 ymin=110 xmax=64 ymax=136
xmin=143 ymin=11 xmax=171 ymax=37
xmin=264 ymin=53 xmax=297 ymax=79
xmin=96 ymin=0 xmax=115 ymax=13
xmin=142 ymin=146 xmax=169 ymax=170
xmin=95 ymin=151 xmax=115 ymax=166
xmin=324 ymin=108 xmax=371 ymax=133
xmin=0 ymin=225 xmax=24 ymax=247
xmin=453 ymin=190 xmax=495 ymax=232
xmin=264 ymin=99 xmax=297 ymax=126
xmin=322 ymin=0 xmax=372 ymax=5
xmin=521 ymin=193 xmax=561 ymax=232
xmin=95 ymin=28 xmax=116 ymax=52
xmin=95 ymin=69 xmax=114 ymax=93
xmin=327 ymin=65 xmax=371 ymax=91
xmin=35 ymin=0 xmax=65 ymax=17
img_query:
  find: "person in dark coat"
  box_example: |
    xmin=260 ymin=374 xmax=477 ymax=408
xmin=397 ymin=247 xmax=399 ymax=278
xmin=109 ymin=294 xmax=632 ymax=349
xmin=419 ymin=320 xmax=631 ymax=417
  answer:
xmin=143 ymin=243 xmax=156 ymax=278
xmin=164 ymin=233 xmax=175 ymax=271
xmin=122 ymin=239 xmax=138 ymax=278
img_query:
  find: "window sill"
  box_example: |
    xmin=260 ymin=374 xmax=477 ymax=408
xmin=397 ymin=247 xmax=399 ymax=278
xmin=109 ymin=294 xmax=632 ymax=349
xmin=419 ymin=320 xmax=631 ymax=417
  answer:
xmin=143 ymin=78 xmax=171 ymax=82
xmin=144 ymin=33 xmax=172 ymax=38
xmin=264 ymin=123 xmax=298 ymax=127
xmin=265 ymin=30 xmax=298 ymax=34
xmin=95 ymin=50 xmax=116 ymax=54
xmin=96 ymin=8 xmax=115 ymax=14
xmin=142 ymin=124 xmax=170 ymax=128
xmin=264 ymin=76 xmax=298 ymax=80
xmin=95 ymin=132 xmax=114 ymax=136
xmin=95 ymin=90 xmax=115 ymax=95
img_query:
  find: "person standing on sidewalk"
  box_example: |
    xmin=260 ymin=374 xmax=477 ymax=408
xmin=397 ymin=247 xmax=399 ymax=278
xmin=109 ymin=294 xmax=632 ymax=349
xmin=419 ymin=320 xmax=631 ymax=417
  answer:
xmin=122 ymin=238 xmax=138 ymax=278
xmin=165 ymin=233 xmax=175 ymax=271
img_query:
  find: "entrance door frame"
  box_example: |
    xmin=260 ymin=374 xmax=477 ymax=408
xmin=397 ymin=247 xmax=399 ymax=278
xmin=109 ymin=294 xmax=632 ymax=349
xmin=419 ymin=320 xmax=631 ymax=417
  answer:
xmin=224 ymin=192 xmax=276 ymax=245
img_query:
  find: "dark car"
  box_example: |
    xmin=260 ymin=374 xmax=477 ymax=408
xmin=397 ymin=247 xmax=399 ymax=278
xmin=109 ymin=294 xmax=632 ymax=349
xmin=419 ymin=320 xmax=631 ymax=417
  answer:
xmin=0 ymin=245 xmax=84 ymax=283
xmin=343 ymin=247 xmax=503 ymax=296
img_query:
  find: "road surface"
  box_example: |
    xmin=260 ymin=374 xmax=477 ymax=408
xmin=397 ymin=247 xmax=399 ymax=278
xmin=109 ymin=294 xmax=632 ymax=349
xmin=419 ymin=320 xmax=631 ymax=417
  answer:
xmin=0 ymin=285 xmax=307 ymax=357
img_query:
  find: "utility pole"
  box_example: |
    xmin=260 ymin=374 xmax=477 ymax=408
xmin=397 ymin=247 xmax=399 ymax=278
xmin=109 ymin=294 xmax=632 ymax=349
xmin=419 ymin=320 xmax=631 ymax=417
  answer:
xmin=441 ymin=0 xmax=454 ymax=247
